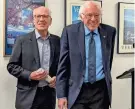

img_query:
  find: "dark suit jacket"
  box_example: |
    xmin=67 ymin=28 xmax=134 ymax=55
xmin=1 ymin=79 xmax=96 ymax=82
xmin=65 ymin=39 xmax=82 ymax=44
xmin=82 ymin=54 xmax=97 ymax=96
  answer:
xmin=7 ymin=31 xmax=60 ymax=109
xmin=56 ymin=22 xmax=116 ymax=109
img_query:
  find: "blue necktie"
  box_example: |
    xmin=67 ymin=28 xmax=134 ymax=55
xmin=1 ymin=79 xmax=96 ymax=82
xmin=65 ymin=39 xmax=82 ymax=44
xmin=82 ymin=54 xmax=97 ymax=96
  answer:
xmin=88 ymin=32 xmax=96 ymax=83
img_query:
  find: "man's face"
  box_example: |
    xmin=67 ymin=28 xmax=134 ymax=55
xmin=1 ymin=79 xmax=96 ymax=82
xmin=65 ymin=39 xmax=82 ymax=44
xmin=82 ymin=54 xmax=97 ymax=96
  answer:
xmin=33 ymin=8 xmax=52 ymax=31
xmin=81 ymin=5 xmax=101 ymax=31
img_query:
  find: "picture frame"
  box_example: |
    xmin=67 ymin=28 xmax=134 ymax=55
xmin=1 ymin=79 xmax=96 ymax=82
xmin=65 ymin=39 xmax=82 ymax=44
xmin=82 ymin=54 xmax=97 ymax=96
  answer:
xmin=65 ymin=0 xmax=102 ymax=26
xmin=3 ymin=0 xmax=45 ymax=56
xmin=117 ymin=2 xmax=135 ymax=54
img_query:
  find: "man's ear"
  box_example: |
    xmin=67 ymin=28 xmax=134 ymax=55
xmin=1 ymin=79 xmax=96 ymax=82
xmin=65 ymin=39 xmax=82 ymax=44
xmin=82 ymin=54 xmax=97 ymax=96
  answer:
xmin=33 ymin=19 xmax=35 ymax=27
xmin=50 ymin=17 xmax=52 ymax=25
xmin=79 ymin=15 xmax=83 ymax=21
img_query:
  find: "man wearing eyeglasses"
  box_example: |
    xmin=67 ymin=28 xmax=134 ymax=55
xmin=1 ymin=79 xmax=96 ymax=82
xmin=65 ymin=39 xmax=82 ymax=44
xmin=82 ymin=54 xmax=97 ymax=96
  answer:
xmin=7 ymin=6 xmax=60 ymax=109
xmin=56 ymin=1 xmax=116 ymax=109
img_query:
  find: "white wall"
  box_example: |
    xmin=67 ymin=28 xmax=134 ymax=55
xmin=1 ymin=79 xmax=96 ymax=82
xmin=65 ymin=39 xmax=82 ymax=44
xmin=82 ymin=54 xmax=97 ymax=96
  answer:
xmin=0 ymin=0 xmax=134 ymax=109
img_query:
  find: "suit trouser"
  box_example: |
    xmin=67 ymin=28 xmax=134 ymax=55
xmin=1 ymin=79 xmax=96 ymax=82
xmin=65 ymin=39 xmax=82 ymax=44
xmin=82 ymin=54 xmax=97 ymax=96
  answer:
xmin=71 ymin=79 xmax=109 ymax=109
xmin=31 ymin=86 xmax=56 ymax=109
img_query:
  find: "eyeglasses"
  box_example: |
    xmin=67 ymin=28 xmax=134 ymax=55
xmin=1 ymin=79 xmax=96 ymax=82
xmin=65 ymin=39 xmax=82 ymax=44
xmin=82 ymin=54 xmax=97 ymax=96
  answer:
xmin=34 ymin=15 xmax=50 ymax=20
xmin=82 ymin=13 xmax=101 ymax=19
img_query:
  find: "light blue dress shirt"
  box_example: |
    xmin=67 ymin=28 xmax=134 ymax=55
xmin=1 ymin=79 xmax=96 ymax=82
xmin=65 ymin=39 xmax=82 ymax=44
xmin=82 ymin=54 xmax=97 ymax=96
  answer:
xmin=35 ymin=30 xmax=50 ymax=87
xmin=84 ymin=25 xmax=105 ymax=83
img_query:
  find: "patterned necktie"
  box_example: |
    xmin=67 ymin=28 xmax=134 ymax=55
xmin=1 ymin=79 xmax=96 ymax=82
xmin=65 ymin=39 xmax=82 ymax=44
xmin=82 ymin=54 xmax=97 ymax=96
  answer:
xmin=88 ymin=32 xmax=96 ymax=83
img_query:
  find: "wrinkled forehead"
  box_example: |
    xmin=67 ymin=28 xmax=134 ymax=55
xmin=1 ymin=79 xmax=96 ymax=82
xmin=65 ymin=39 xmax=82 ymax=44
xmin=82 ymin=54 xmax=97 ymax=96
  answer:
xmin=33 ymin=7 xmax=50 ymax=16
xmin=83 ymin=3 xmax=101 ymax=14
xmin=85 ymin=7 xmax=100 ymax=14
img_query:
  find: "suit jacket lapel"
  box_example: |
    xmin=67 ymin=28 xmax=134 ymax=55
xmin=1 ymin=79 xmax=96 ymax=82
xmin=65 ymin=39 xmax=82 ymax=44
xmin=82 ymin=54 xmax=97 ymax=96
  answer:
xmin=78 ymin=22 xmax=85 ymax=66
xmin=29 ymin=32 xmax=55 ymax=69
xmin=30 ymin=31 xmax=40 ymax=68
xmin=98 ymin=25 xmax=107 ymax=71
xmin=49 ymin=35 xmax=55 ymax=68
xmin=77 ymin=23 xmax=107 ymax=72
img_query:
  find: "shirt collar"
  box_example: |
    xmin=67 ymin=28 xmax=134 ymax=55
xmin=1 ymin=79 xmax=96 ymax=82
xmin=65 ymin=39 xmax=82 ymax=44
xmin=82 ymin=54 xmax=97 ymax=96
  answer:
xmin=84 ymin=24 xmax=98 ymax=36
xmin=35 ymin=29 xmax=50 ymax=40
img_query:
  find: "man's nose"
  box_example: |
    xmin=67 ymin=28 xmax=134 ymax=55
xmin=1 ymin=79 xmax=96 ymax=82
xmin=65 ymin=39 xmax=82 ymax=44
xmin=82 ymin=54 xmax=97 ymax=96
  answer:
xmin=91 ymin=15 xmax=96 ymax=20
xmin=39 ymin=16 xmax=45 ymax=20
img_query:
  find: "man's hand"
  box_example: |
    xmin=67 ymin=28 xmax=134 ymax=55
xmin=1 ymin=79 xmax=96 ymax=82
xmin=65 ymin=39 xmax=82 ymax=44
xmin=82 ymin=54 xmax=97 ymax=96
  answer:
xmin=58 ymin=98 xmax=67 ymax=109
xmin=30 ymin=68 xmax=48 ymax=80
xmin=48 ymin=76 xmax=56 ymax=88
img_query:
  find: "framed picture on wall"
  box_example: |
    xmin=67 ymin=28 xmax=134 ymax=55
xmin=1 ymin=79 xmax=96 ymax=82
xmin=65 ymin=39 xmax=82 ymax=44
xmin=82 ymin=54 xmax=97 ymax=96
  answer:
xmin=117 ymin=2 xmax=135 ymax=54
xmin=65 ymin=0 xmax=102 ymax=26
xmin=3 ymin=0 xmax=45 ymax=56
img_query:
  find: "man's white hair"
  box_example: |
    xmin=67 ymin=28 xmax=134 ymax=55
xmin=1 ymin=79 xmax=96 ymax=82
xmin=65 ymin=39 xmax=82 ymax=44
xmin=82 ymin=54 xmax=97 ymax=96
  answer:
xmin=79 ymin=1 xmax=102 ymax=16
xmin=33 ymin=6 xmax=52 ymax=16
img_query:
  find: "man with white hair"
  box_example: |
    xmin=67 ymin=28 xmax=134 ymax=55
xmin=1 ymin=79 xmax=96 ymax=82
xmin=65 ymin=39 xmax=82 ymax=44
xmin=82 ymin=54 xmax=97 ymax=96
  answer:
xmin=56 ymin=1 xmax=116 ymax=109
xmin=7 ymin=6 xmax=60 ymax=109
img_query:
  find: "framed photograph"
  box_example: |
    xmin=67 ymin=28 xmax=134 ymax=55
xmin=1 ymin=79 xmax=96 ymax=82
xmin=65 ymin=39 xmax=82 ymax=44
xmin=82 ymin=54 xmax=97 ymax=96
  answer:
xmin=65 ymin=0 xmax=102 ymax=26
xmin=117 ymin=2 xmax=135 ymax=54
xmin=3 ymin=0 xmax=45 ymax=56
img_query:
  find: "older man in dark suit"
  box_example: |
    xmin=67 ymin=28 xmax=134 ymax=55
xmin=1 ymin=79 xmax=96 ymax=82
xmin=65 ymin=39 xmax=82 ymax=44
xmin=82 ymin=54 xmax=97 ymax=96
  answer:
xmin=56 ymin=1 xmax=116 ymax=109
xmin=7 ymin=6 xmax=60 ymax=109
